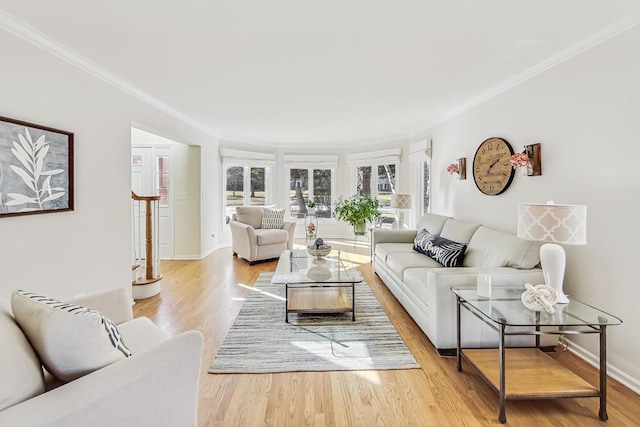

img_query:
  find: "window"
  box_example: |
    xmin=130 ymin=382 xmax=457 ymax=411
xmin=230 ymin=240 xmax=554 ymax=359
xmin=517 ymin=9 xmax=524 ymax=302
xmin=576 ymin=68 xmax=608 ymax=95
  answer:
xmin=353 ymin=163 xmax=398 ymax=219
xmin=224 ymin=165 xmax=269 ymax=223
xmin=289 ymin=168 xmax=333 ymax=219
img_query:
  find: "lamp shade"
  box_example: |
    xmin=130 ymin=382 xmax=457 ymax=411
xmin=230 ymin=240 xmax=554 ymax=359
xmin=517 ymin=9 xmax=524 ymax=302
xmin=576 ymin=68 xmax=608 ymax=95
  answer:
xmin=391 ymin=193 xmax=411 ymax=209
xmin=517 ymin=202 xmax=587 ymax=245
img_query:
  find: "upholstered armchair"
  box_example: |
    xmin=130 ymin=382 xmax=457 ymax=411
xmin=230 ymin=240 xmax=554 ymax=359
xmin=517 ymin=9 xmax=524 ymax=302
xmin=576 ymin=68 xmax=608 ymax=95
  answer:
xmin=230 ymin=206 xmax=296 ymax=264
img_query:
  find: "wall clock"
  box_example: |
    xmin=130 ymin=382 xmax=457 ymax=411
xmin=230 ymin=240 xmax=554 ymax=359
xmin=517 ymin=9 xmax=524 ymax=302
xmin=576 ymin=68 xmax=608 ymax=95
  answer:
xmin=472 ymin=137 xmax=515 ymax=195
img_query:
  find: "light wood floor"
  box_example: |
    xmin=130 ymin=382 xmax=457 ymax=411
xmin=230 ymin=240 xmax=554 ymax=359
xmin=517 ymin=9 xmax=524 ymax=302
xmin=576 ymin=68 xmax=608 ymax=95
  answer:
xmin=133 ymin=241 xmax=640 ymax=426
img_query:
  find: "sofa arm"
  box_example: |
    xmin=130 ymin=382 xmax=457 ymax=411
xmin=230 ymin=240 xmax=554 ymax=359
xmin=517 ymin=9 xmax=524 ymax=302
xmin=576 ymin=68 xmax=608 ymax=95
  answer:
xmin=425 ymin=267 xmax=545 ymax=349
xmin=372 ymin=229 xmax=418 ymax=247
xmin=230 ymin=220 xmax=258 ymax=260
xmin=69 ymin=288 xmax=133 ymax=325
xmin=0 ymin=330 xmax=204 ymax=427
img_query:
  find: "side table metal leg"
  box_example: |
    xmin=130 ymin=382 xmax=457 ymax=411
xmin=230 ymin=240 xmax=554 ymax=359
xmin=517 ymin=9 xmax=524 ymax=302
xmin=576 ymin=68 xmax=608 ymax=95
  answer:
xmin=599 ymin=325 xmax=608 ymax=421
xmin=499 ymin=324 xmax=507 ymax=424
xmin=456 ymin=295 xmax=462 ymax=372
xmin=285 ymin=283 xmax=289 ymax=323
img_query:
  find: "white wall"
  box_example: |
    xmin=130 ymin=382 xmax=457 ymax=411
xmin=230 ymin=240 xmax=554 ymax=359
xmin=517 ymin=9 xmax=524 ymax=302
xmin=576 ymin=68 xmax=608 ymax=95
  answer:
xmin=424 ymin=25 xmax=640 ymax=390
xmin=0 ymin=30 xmax=216 ymax=300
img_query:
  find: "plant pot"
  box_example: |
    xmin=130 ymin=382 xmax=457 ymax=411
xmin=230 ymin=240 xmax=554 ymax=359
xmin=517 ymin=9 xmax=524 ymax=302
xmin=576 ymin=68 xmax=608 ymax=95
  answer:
xmin=353 ymin=222 xmax=367 ymax=236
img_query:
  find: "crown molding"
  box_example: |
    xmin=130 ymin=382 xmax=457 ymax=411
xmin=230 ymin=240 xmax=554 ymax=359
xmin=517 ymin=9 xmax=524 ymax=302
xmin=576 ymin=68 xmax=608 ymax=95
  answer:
xmin=410 ymin=11 xmax=640 ymax=136
xmin=0 ymin=8 xmax=213 ymax=137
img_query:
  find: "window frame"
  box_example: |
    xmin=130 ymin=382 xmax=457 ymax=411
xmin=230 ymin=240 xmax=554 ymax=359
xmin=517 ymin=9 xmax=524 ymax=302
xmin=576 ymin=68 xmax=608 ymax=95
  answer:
xmin=222 ymin=163 xmax=272 ymax=226
xmin=352 ymin=160 xmax=399 ymax=219
xmin=286 ymin=166 xmax=336 ymax=221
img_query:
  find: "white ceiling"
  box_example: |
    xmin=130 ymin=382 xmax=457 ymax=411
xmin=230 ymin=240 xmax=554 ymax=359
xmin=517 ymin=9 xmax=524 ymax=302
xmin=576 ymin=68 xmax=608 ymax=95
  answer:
xmin=1 ymin=1 xmax=640 ymax=146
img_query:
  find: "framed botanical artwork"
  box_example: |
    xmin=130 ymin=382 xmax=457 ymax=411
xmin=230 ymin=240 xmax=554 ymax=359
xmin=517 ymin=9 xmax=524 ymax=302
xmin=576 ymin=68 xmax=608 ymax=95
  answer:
xmin=0 ymin=116 xmax=74 ymax=217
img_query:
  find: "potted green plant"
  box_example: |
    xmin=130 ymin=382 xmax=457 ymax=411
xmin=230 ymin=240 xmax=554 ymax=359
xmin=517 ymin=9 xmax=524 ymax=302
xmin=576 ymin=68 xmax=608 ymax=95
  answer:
xmin=307 ymin=199 xmax=316 ymax=215
xmin=333 ymin=194 xmax=380 ymax=236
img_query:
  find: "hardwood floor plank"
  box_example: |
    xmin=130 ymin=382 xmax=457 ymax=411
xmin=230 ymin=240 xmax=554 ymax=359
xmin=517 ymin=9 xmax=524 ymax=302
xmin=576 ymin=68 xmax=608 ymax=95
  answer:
xmin=133 ymin=242 xmax=640 ymax=426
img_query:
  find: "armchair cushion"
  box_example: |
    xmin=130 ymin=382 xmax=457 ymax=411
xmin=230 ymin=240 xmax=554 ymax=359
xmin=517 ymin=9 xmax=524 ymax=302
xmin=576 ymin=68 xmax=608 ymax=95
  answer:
xmin=11 ymin=290 xmax=132 ymax=382
xmin=256 ymin=229 xmax=289 ymax=245
xmin=261 ymin=207 xmax=285 ymax=229
xmin=235 ymin=206 xmax=264 ymax=229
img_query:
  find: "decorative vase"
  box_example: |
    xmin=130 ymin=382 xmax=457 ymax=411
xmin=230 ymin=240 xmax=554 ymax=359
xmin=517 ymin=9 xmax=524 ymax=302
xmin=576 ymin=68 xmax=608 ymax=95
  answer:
xmin=520 ymin=162 xmax=533 ymax=176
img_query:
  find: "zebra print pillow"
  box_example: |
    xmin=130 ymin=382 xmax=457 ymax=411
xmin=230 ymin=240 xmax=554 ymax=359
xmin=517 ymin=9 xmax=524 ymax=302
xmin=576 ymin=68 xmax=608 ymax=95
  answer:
xmin=413 ymin=229 xmax=467 ymax=267
xmin=11 ymin=290 xmax=132 ymax=382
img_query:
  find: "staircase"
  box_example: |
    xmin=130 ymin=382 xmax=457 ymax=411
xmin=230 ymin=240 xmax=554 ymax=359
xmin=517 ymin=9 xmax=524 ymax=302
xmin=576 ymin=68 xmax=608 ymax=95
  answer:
xmin=131 ymin=191 xmax=162 ymax=299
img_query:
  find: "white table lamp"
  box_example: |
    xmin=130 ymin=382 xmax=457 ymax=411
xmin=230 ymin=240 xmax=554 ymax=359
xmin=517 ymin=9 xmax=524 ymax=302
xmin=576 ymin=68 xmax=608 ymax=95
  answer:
xmin=391 ymin=193 xmax=412 ymax=230
xmin=517 ymin=202 xmax=587 ymax=304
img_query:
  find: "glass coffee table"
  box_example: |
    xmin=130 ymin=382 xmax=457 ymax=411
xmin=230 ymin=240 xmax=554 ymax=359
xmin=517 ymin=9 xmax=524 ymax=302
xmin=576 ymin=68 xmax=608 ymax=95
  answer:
xmin=452 ymin=287 xmax=622 ymax=424
xmin=272 ymin=250 xmax=362 ymax=323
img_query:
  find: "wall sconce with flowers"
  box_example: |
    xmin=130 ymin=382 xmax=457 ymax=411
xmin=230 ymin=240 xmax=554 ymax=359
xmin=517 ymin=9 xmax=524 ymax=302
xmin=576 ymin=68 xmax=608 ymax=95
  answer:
xmin=447 ymin=157 xmax=466 ymax=180
xmin=510 ymin=143 xmax=541 ymax=176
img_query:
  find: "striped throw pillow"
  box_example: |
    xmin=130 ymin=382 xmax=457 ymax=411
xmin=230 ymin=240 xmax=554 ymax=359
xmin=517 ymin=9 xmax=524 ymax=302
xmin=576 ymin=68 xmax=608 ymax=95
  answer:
xmin=11 ymin=290 xmax=132 ymax=382
xmin=262 ymin=208 xmax=285 ymax=229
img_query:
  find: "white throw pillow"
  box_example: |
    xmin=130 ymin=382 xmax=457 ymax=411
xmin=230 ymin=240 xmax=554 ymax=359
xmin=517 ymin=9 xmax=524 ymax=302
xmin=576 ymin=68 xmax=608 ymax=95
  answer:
xmin=11 ymin=290 xmax=132 ymax=382
xmin=262 ymin=208 xmax=285 ymax=229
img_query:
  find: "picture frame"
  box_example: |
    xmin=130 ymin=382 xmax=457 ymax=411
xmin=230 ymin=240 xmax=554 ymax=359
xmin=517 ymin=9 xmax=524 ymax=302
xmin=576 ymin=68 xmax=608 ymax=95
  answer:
xmin=0 ymin=115 xmax=74 ymax=217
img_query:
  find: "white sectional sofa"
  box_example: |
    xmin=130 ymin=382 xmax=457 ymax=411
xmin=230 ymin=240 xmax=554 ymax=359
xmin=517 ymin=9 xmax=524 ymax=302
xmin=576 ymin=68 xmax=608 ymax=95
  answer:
xmin=372 ymin=213 xmax=545 ymax=351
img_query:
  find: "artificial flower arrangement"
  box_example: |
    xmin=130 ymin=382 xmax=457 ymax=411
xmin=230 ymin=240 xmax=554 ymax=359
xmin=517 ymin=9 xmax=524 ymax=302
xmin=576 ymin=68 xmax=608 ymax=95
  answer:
xmin=307 ymin=222 xmax=316 ymax=235
xmin=447 ymin=163 xmax=459 ymax=174
xmin=509 ymin=152 xmax=530 ymax=168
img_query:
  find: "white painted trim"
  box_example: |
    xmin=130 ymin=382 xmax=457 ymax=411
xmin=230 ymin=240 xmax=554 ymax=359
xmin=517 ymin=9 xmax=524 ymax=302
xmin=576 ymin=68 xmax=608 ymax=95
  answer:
xmin=0 ymin=9 xmax=213 ymax=136
xmin=565 ymin=339 xmax=640 ymax=396
xmin=410 ymin=11 xmax=640 ymax=136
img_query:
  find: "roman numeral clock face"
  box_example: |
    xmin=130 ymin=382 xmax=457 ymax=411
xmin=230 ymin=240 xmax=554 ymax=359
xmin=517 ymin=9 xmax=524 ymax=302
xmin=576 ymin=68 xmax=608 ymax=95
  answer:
xmin=472 ymin=137 xmax=515 ymax=195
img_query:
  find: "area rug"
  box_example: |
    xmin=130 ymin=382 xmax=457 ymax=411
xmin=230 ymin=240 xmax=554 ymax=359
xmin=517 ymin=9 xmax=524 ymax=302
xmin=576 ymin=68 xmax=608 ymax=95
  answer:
xmin=209 ymin=272 xmax=419 ymax=374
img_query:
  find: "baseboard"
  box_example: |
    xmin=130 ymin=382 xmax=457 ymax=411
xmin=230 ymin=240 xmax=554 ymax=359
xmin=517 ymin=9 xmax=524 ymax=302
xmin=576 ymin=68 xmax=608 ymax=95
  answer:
xmin=565 ymin=339 xmax=640 ymax=395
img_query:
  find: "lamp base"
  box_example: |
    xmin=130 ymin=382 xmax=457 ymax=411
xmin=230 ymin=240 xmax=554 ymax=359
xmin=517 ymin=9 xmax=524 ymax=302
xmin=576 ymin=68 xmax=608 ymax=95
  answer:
xmin=540 ymin=243 xmax=569 ymax=304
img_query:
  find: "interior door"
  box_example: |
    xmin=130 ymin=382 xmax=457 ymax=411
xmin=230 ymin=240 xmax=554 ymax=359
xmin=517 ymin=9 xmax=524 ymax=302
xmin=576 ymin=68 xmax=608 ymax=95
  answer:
xmin=131 ymin=146 xmax=174 ymax=260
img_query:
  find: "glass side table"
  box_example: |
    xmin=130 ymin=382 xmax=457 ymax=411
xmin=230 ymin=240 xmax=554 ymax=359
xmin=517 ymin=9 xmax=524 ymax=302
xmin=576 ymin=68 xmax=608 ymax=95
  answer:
xmin=451 ymin=287 xmax=622 ymax=424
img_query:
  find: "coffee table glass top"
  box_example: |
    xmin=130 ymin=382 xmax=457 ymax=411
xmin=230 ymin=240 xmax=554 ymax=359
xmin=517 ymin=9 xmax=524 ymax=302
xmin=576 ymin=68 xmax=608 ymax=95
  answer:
xmin=452 ymin=287 xmax=622 ymax=327
xmin=271 ymin=250 xmax=362 ymax=285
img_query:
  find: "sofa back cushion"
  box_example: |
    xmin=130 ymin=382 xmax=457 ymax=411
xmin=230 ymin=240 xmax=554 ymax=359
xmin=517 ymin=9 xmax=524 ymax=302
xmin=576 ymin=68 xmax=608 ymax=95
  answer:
xmin=416 ymin=213 xmax=450 ymax=235
xmin=463 ymin=226 xmax=542 ymax=268
xmin=0 ymin=298 xmax=45 ymax=411
xmin=235 ymin=206 xmax=264 ymax=229
xmin=440 ymin=218 xmax=481 ymax=244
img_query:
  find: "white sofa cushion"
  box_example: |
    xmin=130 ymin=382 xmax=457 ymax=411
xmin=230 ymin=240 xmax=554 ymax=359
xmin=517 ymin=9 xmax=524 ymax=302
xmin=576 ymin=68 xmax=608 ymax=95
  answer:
xmin=0 ymin=299 xmax=45 ymax=411
xmin=375 ymin=243 xmax=416 ymax=263
xmin=117 ymin=317 xmax=170 ymax=353
xmin=417 ymin=213 xmax=450 ymax=235
xmin=464 ymin=226 xmax=541 ymax=268
xmin=440 ymin=218 xmax=481 ymax=244
xmin=11 ymin=291 xmax=132 ymax=382
xmin=386 ymin=252 xmax=442 ymax=280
